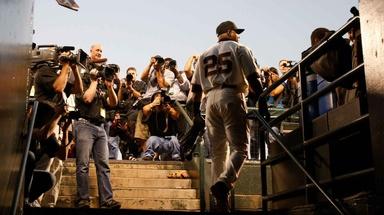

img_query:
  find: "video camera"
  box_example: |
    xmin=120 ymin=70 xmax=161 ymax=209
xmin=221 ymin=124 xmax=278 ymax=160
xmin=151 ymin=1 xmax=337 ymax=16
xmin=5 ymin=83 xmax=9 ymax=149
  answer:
xmin=30 ymin=44 xmax=88 ymax=69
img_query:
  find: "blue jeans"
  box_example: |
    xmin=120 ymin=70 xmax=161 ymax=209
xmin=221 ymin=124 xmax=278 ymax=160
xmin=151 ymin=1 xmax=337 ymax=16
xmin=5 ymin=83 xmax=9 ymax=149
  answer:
xmin=144 ymin=136 xmax=181 ymax=160
xmin=74 ymin=120 xmax=113 ymax=205
xmin=108 ymin=136 xmax=122 ymax=160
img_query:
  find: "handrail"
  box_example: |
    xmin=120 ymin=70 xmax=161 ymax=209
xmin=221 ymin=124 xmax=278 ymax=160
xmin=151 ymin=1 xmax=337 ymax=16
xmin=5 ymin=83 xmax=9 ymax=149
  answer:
xmin=251 ymin=110 xmax=349 ymax=214
xmin=254 ymin=17 xmax=362 ymax=215
xmin=268 ymin=63 xmax=364 ymax=127
xmin=260 ymin=16 xmax=360 ymax=100
xmin=263 ymin=167 xmax=374 ymax=202
xmin=11 ymin=99 xmax=39 ymax=215
xmin=261 ymin=114 xmax=368 ymax=166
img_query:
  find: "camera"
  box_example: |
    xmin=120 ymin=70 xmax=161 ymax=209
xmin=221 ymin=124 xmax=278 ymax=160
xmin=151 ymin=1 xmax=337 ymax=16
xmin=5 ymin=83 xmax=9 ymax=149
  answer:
xmin=126 ymin=73 xmax=134 ymax=82
xmin=154 ymin=55 xmax=165 ymax=64
xmin=261 ymin=68 xmax=270 ymax=80
xmin=96 ymin=64 xmax=119 ymax=81
xmin=281 ymin=60 xmax=295 ymax=68
xmin=30 ymin=44 xmax=88 ymax=69
xmin=169 ymin=59 xmax=177 ymax=68
xmin=160 ymin=90 xmax=172 ymax=105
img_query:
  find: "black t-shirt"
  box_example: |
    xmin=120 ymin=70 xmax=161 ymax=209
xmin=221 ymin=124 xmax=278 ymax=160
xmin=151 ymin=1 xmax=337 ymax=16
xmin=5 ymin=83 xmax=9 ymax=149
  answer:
xmin=33 ymin=64 xmax=72 ymax=128
xmin=75 ymin=72 xmax=109 ymax=123
xmin=34 ymin=64 xmax=72 ymax=105
xmin=145 ymin=110 xmax=178 ymax=137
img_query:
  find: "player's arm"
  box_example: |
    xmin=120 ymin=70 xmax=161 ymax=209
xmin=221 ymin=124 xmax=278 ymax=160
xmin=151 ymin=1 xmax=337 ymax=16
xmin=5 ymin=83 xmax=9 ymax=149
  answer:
xmin=190 ymin=62 xmax=203 ymax=116
xmin=238 ymin=46 xmax=263 ymax=99
xmin=239 ymin=46 xmax=270 ymax=118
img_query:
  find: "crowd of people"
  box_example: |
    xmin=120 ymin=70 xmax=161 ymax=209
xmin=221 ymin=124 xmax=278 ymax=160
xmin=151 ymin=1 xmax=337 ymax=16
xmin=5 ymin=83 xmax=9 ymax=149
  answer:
xmin=23 ymin=16 xmax=361 ymax=212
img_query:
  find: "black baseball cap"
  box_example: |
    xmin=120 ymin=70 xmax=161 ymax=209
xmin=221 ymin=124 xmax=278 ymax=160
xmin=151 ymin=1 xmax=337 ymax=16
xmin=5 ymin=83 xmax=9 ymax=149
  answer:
xmin=216 ymin=21 xmax=245 ymax=35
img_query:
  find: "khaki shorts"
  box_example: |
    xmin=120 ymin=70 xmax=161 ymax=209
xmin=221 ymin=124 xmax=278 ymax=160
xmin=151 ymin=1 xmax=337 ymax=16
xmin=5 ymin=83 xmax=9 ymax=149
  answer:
xmin=134 ymin=110 xmax=149 ymax=141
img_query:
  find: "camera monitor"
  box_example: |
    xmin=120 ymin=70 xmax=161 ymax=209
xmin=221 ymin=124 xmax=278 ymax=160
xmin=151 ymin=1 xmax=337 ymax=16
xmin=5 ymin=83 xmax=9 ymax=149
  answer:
xmin=77 ymin=49 xmax=88 ymax=69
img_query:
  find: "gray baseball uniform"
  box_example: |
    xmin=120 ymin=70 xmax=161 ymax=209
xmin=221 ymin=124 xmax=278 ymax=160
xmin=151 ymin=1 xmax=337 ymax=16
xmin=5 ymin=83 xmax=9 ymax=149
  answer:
xmin=192 ymin=40 xmax=259 ymax=189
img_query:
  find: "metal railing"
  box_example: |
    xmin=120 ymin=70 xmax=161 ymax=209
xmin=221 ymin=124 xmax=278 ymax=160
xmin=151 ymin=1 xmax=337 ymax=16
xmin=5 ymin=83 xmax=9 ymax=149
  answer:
xmin=251 ymin=16 xmax=364 ymax=215
xmin=11 ymin=99 xmax=39 ymax=215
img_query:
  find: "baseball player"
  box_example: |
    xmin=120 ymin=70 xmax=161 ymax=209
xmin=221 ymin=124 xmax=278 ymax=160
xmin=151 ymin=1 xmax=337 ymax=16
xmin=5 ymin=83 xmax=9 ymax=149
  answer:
xmin=189 ymin=20 xmax=263 ymax=212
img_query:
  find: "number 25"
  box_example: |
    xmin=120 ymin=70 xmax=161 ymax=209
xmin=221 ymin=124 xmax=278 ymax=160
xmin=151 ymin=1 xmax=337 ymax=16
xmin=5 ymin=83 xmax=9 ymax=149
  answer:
xmin=203 ymin=52 xmax=232 ymax=77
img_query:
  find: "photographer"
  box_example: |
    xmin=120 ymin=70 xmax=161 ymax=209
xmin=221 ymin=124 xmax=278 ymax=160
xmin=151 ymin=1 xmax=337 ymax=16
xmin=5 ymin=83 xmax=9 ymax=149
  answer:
xmin=117 ymin=67 xmax=146 ymax=159
xmin=279 ymin=59 xmax=298 ymax=108
xmin=163 ymin=58 xmax=190 ymax=102
xmin=26 ymin=47 xmax=83 ymax=207
xmin=140 ymin=55 xmax=167 ymax=100
xmin=265 ymin=67 xmax=285 ymax=108
xmin=133 ymin=55 xmax=167 ymax=157
xmin=141 ymin=90 xmax=181 ymax=161
xmin=118 ymin=67 xmax=146 ymax=103
xmin=73 ymin=43 xmax=121 ymax=209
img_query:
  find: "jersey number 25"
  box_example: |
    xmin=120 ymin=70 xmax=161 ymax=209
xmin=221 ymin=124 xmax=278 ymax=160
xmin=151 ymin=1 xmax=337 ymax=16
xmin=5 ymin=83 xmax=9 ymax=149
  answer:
xmin=203 ymin=52 xmax=232 ymax=77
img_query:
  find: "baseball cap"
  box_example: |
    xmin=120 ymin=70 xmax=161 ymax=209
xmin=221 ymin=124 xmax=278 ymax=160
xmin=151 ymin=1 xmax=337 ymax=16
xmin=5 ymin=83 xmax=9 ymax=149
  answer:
xmin=216 ymin=21 xmax=245 ymax=35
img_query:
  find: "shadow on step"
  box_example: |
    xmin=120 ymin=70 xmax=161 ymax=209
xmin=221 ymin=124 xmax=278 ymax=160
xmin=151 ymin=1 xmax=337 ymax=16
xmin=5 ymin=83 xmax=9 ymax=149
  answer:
xmin=24 ymin=207 xmax=285 ymax=215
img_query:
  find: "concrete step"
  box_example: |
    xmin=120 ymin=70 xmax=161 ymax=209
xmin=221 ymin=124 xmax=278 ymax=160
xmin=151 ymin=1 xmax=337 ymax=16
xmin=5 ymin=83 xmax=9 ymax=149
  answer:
xmin=57 ymin=159 xmax=264 ymax=211
xmin=63 ymin=166 xmax=198 ymax=179
xmin=235 ymin=194 xmax=262 ymax=211
xmin=60 ymin=186 xmax=198 ymax=199
xmin=56 ymin=196 xmax=200 ymax=210
xmin=63 ymin=159 xmax=194 ymax=170
xmin=61 ymin=176 xmax=197 ymax=189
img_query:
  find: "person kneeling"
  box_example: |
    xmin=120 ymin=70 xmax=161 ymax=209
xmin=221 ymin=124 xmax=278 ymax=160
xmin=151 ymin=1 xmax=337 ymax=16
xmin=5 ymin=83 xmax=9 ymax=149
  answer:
xmin=141 ymin=90 xmax=181 ymax=161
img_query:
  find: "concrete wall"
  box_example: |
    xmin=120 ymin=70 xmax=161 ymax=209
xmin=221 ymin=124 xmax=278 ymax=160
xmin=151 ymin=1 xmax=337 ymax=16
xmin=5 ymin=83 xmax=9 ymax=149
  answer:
xmin=0 ymin=0 xmax=34 ymax=214
xmin=360 ymin=0 xmax=384 ymax=199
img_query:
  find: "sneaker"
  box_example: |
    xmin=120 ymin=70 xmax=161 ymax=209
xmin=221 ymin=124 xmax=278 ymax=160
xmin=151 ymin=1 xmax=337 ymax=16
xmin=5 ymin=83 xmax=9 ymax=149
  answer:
xmin=142 ymin=155 xmax=153 ymax=161
xmin=172 ymin=154 xmax=182 ymax=161
xmin=210 ymin=181 xmax=230 ymax=213
xmin=100 ymin=199 xmax=121 ymax=209
xmin=76 ymin=199 xmax=90 ymax=208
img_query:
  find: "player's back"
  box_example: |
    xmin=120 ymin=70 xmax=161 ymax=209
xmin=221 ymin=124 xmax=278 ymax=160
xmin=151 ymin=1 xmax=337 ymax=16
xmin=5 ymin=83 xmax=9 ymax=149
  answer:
xmin=195 ymin=40 xmax=250 ymax=94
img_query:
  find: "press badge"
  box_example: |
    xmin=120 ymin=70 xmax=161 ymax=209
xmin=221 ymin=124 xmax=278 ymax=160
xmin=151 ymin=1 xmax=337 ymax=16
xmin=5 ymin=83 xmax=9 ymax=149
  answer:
xmin=100 ymin=108 xmax=106 ymax=118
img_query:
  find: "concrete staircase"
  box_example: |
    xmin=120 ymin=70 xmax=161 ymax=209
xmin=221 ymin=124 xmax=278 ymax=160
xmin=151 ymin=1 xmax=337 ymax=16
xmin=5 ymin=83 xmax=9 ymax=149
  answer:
xmin=56 ymin=158 xmax=265 ymax=212
xmin=57 ymin=159 xmax=200 ymax=211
